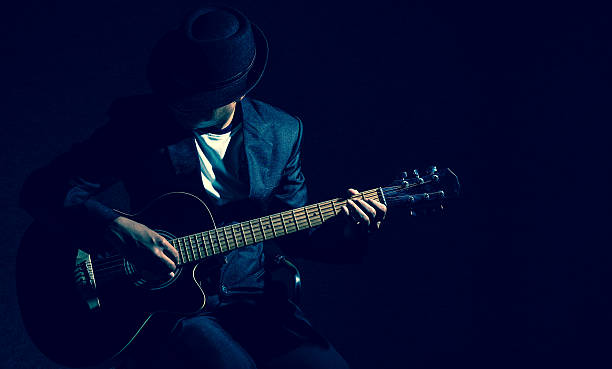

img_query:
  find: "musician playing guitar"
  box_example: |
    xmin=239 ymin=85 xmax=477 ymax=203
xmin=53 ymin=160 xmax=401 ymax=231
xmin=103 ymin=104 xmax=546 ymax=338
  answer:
xmin=19 ymin=5 xmax=386 ymax=369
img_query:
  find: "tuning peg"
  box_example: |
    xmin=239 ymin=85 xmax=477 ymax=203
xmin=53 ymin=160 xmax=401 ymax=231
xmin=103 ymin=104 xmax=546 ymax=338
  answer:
xmin=427 ymin=165 xmax=438 ymax=175
xmin=413 ymin=169 xmax=420 ymax=178
xmin=400 ymin=171 xmax=408 ymax=179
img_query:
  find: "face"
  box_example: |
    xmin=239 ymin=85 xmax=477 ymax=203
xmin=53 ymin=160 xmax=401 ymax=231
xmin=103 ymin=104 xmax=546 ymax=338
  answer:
xmin=168 ymin=96 xmax=242 ymax=130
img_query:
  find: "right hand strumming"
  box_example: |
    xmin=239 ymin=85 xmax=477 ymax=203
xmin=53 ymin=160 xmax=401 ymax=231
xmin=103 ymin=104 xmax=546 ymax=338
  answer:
xmin=104 ymin=216 xmax=179 ymax=280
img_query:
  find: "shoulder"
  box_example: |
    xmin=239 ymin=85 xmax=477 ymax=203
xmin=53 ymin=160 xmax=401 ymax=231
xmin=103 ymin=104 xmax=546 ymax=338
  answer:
xmin=244 ymin=98 xmax=302 ymax=127
xmin=242 ymin=98 xmax=303 ymax=144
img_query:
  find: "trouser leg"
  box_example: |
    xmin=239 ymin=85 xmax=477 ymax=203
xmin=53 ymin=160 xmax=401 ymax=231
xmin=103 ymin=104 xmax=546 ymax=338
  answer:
xmin=124 ymin=314 xmax=257 ymax=369
xmin=257 ymin=341 xmax=351 ymax=369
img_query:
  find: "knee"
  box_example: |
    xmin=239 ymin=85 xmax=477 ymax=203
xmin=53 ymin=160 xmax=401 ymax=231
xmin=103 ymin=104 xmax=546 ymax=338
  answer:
xmin=170 ymin=316 xmax=257 ymax=369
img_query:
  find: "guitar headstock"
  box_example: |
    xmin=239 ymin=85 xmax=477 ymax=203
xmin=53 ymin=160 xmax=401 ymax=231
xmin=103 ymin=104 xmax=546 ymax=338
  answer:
xmin=381 ymin=166 xmax=460 ymax=215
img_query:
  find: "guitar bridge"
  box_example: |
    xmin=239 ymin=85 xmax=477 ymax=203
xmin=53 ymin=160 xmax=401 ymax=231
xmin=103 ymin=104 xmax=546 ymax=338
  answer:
xmin=74 ymin=250 xmax=101 ymax=312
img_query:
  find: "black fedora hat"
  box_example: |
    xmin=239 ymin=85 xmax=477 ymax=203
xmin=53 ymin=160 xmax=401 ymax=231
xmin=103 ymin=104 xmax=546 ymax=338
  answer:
xmin=147 ymin=5 xmax=268 ymax=109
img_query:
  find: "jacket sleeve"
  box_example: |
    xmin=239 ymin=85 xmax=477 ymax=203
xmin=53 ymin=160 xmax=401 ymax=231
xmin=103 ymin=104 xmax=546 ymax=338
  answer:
xmin=19 ymin=104 xmax=130 ymax=237
xmin=268 ymin=117 xmax=367 ymax=263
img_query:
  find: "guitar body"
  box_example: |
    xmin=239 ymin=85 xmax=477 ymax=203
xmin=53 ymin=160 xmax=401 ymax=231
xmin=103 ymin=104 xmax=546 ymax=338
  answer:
xmin=16 ymin=192 xmax=216 ymax=368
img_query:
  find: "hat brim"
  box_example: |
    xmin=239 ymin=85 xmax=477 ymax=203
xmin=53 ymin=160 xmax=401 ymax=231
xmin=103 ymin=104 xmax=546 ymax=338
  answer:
xmin=167 ymin=23 xmax=268 ymax=110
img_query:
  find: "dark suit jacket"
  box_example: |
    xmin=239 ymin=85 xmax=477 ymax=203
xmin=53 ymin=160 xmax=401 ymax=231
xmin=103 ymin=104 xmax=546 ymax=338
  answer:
xmin=20 ymin=95 xmax=361 ymax=299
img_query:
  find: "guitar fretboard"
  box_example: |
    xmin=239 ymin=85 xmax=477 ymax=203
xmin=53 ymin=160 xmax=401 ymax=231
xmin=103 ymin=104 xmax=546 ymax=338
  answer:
xmin=169 ymin=188 xmax=384 ymax=266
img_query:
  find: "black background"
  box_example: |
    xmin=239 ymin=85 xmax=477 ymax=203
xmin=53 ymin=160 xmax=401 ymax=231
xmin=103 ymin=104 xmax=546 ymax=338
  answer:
xmin=1 ymin=1 xmax=610 ymax=368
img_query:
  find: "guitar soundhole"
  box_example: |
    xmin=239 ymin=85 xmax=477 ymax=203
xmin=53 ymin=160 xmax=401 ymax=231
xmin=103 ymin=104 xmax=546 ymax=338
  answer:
xmin=125 ymin=229 xmax=182 ymax=291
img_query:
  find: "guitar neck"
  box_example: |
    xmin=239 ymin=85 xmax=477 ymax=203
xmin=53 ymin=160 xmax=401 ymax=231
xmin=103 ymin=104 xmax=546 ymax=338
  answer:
xmin=169 ymin=187 xmax=385 ymax=266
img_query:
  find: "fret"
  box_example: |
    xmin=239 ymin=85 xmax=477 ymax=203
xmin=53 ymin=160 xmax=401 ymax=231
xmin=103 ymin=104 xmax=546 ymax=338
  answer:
xmin=239 ymin=222 xmax=248 ymax=246
xmin=231 ymin=225 xmax=240 ymax=248
xmin=215 ymin=228 xmax=224 ymax=252
xmin=180 ymin=238 xmax=189 ymax=262
xmin=301 ymin=207 xmax=310 ymax=228
xmin=281 ymin=213 xmax=288 ymax=232
xmin=173 ymin=239 xmax=183 ymax=264
xmin=195 ymin=233 xmax=204 ymax=258
xmin=207 ymin=233 xmax=212 ymax=255
xmin=195 ymin=234 xmax=202 ymax=260
xmin=176 ymin=238 xmax=184 ymax=262
xmin=316 ymin=203 xmax=324 ymax=223
xmin=249 ymin=220 xmax=259 ymax=242
xmin=230 ymin=224 xmax=241 ymax=248
xmin=319 ymin=204 xmax=331 ymax=221
xmin=186 ymin=235 xmax=193 ymax=260
xmin=213 ymin=229 xmax=221 ymax=252
xmin=207 ymin=231 xmax=216 ymax=255
xmin=305 ymin=206 xmax=312 ymax=228
xmin=291 ymin=209 xmax=299 ymax=231
xmin=283 ymin=212 xmax=297 ymax=233
xmin=198 ymin=233 xmax=206 ymax=257
xmin=232 ymin=224 xmax=244 ymax=247
xmin=238 ymin=224 xmax=246 ymax=246
xmin=297 ymin=207 xmax=309 ymax=229
xmin=192 ymin=234 xmax=201 ymax=260
xmin=377 ymin=187 xmax=385 ymax=206
xmin=186 ymin=236 xmax=195 ymax=261
xmin=306 ymin=206 xmax=320 ymax=227
xmin=174 ymin=238 xmax=181 ymax=262
xmin=272 ymin=216 xmax=283 ymax=233
xmin=330 ymin=200 xmax=338 ymax=216
xmin=215 ymin=228 xmax=227 ymax=252
xmin=258 ymin=218 xmax=267 ymax=240
xmin=323 ymin=200 xmax=336 ymax=219
xmin=171 ymin=239 xmax=178 ymax=264
xmin=268 ymin=215 xmax=277 ymax=237
xmin=222 ymin=227 xmax=232 ymax=250
xmin=289 ymin=211 xmax=299 ymax=232
xmin=191 ymin=235 xmax=198 ymax=260
xmin=280 ymin=213 xmax=288 ymax=234
xmin=230 ymin=226 xmax=237 ymax=249
xmin=185 ymin=237 xmax=192 ymax=261
xmin=200 ymin=232 xmax=215 ymax=256
xmin=193 ymin=235 xmax=200 ymax=259
xmin=186 ymin=235 xmax=194 ymax=261
xmin=313 ymin=206 xmax=321 ymax=225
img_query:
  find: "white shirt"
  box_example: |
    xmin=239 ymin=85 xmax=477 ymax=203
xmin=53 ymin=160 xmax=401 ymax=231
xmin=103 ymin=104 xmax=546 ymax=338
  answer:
xmin=194 ymin=121 xmax=249 ymax=206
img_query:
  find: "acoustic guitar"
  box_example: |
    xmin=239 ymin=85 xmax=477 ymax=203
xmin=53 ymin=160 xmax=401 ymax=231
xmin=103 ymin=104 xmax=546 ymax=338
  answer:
xmin=16 ymin=167 xmax=459 ymax=367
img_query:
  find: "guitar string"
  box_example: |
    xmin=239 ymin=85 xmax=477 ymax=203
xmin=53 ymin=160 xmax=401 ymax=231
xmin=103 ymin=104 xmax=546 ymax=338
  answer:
xmin=91 ymin=184 xmax=431 ymax=273
xmin=91 ymin=188 xmax=426 ymax=273
xmin=92 ymin=189 xmax=381 ymax=268
xmin=92 ymin=199 xmax=367 ymax=273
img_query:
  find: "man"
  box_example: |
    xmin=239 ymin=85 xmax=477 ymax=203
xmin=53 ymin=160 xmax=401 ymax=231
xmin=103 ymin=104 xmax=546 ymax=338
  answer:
xmin=20 ymin=5 xmax=386 ymax=368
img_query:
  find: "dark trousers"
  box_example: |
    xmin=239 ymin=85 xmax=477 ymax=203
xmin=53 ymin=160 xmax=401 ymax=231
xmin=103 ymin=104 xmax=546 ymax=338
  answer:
xmin=122 ymin=296 xmax=350 ymax=369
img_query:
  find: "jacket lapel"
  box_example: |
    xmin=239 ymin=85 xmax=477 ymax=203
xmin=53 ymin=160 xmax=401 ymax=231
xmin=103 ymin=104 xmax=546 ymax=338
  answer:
xmin=241 ymin=98 xmax=274 ymax=200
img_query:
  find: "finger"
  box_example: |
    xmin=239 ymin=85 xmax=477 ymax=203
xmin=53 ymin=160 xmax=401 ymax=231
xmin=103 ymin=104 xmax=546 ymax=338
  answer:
xmin=153 ymin=246 xmax=177 ymax=272
xmin=347 ymin=199 xmax=370 ymax=226
xmin=161 ymin=237 xmax=180 ymax=263
xmin=355 ymin=199 xmax=381 ymax=232
xmin=366 ymin=199 xmax=387 ymax=221
xmin=355 ymin=198 xmax=377 ymax=220
xmin=347 ymin=188 xmax=360 ymax=196
xmin=341 ymin=205 xmax=350 ymax=217
xmin=159 ymin=252 xmax=177 ymax=273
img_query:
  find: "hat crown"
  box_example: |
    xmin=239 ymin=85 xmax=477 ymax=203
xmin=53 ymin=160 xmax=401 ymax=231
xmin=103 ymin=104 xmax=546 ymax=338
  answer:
xmin=189 ymin=9 xmax=240 ymax=41
xmin=148 ymin=6 xmax=258 ymax=98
